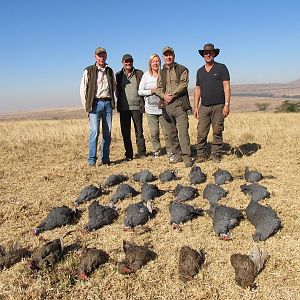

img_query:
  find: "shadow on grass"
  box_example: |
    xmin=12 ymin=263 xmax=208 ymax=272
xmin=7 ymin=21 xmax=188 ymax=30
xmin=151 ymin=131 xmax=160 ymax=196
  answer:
xmin=191 ymin=142 xmax=261 ymax=158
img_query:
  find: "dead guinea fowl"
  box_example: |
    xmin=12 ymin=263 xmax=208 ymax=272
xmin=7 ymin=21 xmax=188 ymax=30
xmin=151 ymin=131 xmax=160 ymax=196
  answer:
xmin=140 ymin=182 xmax=163 ymax=202
xmin=34 ymin=206 xmax=79 ymax=236
xmin=213 ymin=168 xmax=233 ymax=185
xmin=178 ymin=246 xmax=205 ymax=282
xmin=189 ymin=165 xmax=207 ymax=185
xmin=173 ymin=184 xmax=198 ymax=202
xmin=203 ymin=183 xmax=228 ymax=204
xmin=245 ymin=200 xmax=281 ymax=241
xmin=104 ymin=174 xmax=128 ymax=187
xmin=230 ymin=245 xmax=268 ymax=289
xmin=78 ymin=248 xmax=109 ymax=280
xmin=208 ymin=204 xmax=243 ymax=240
xmin=240 ymin=183 xmax=270 ymax=202
xmin=74 ymin=184 xmax=102 ymax=205
xmin=244 ymin=166 xmax=263 ymax=183
xmin=132 ymin=169 xmax=156 ymax=183
xmin=159 ymin=169 xmax=177 ymax=183
xmin=169 ymin=201 xmax=203 ymax=227
xmin=85 ymin=201 xmax=118 ymax=232
xmin=0 ymin=243 xmax=31 ymax=271
xmin=29 ymin=238 xmax=64 ymax=270
xmin=118 ymin=241 xmax=156 ymax=274
xmin=123 ymin=201 xmax=153 ymax=229
xmin=109 ymin=183 xmax=138 ymax=206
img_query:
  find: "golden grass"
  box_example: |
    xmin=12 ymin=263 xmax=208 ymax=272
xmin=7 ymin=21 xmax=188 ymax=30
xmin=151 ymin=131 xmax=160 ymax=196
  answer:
xmin=0 ymin=112 xmax=299 ymax=300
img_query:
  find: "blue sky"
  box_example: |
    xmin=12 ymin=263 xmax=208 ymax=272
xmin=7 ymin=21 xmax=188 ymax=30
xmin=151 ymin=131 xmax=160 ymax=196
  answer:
xmin=0 ymin=0 xmax=299 ymax=112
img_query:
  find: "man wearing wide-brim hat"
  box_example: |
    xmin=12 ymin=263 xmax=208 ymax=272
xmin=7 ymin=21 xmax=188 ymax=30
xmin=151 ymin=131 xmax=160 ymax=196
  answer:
xmin=194 ymin=43 xmax=231 ymax=162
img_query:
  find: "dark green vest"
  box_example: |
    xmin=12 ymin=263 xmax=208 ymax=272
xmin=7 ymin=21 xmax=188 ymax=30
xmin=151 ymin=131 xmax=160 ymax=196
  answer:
xmin=160 ymin=63 xmax=191 ymax=111
xmin=85 ymin=64 xmax=115 ymax=112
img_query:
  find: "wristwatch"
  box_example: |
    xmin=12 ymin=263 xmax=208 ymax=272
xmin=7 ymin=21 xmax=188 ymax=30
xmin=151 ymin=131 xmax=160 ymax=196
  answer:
xmin=225 ymin=102 xmax=230 ymax=106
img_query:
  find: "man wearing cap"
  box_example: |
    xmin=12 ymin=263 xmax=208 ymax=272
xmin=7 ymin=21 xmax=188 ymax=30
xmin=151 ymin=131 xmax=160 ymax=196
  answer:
xmin=194 ymin=43 xmax=231 ymax=162
xmin=155 ymin=46 xmax=193 ymax=167
xmin=116 ymin=54 xmax=146 ymax=161
xmin=80 ymin=47 xmax=116 ymax=166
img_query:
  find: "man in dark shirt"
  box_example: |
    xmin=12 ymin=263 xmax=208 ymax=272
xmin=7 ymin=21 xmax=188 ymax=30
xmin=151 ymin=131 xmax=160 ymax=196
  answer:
xmin=194 ymin=43 xmax=231 ymax=162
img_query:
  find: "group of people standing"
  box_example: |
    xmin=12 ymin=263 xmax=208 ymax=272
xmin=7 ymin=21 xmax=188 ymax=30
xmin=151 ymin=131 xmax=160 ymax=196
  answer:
xmin=80 ymin=43 xmax=231 ymax=167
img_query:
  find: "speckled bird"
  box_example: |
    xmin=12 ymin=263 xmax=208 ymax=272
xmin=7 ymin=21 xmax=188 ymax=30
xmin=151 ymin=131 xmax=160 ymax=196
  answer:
xmin=118 ymin=241 xmax=156 ymax=274
xmin=74 ymin=184 xmax=102 ymax=205
xmin=178 ymin=246 xmax=205 ymax=282
xmin=78 ymin=248 xmax=109 ymax=280
xmin=240 ymin=183 xmax=270 ymax=202
xmin=33 ymin=206 xmax=79 ymax=236
xmin=230 ymin=245 xmax=268 ymax=289
xmin=246 ymin=200 xmax=281 ymax=241
xmin=203 ymin=183 xmax=227 ymax=204
xmin=244 ymin=166 xmax=263 ymax=183
xmin=213 ymin=168 xmax=233 ymax=185
xmin=85 ymin=201 xmax=118 ymax=232
xmin=189 ymin=165 xmax=207 ymax=185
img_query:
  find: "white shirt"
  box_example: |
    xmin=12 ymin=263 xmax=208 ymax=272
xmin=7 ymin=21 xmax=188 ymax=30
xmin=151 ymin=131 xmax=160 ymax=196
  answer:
xmin=138 ymin=71 xmax=162 ymax=115
xmin=80 ymin=65 xmax=111 ymax=110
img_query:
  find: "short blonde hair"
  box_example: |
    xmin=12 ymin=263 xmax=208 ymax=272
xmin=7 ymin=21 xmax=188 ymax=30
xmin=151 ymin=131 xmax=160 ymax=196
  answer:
xmin=148 ymin=54 xmax=161 ymax=75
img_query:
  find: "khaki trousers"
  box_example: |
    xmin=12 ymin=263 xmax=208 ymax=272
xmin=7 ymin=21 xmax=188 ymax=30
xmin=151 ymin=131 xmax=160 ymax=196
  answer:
xmin=164 ymin=100 xmax=191 ymax=157
xmin=196 ymin=104 xmax=224 ymax=158
xmin=146 ymin=114 xmax=171 ymax=153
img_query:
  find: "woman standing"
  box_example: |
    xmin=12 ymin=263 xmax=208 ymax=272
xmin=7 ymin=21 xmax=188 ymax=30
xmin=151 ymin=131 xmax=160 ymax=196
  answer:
xmin=138 ymin=54 xmax=171 ymax=157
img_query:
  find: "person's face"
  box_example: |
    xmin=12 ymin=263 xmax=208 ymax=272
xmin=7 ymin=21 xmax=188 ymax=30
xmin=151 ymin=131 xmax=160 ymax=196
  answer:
xmin=95 ymin=52 xmax=107 ymax=66
xmin=203 ymin=50 xmax=215 ymax=63
xmin=122 ymin=58 xmax=134 ymax=72
xmin=151 ymin=57 xmax=160 ymax=72
xmin=163 ymin=51 xmax=175 ymax=66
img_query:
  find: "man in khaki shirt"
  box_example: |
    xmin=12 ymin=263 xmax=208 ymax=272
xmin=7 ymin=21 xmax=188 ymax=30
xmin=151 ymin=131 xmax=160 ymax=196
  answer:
xmin=155 ymin=46 xmax=193 ymax=167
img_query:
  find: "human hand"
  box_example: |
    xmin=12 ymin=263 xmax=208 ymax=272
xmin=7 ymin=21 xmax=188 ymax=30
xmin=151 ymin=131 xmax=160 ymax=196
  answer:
xmin=223 ymin=105 xmax=230 ymax=118
xmin=194 ymin=108 xmax=199 ymax=119
xmin=164 ymin=93 xmax=173 ymax=103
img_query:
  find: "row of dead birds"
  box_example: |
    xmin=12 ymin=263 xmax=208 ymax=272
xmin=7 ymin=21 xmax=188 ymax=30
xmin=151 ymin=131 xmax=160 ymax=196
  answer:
xmin=0 ymin=235 xmax=268 ymax=289
xmin=33 ymin=166 xmax=281 ymax=241
xmin=0 ymin=166 xmax=281 ymax=289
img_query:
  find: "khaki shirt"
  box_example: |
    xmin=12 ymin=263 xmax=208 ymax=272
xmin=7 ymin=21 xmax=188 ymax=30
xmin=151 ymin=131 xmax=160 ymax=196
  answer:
xmin=156 ymin=64 xmax=189 ymax=99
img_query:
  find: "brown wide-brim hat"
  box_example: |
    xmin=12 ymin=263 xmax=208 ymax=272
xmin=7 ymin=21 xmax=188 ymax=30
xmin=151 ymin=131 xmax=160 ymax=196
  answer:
xmin=198 ymin=43 xmax=220 ymax=57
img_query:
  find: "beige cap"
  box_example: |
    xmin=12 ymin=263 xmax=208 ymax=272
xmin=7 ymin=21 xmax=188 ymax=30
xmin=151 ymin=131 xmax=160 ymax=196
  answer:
xmin=95 ymin=47 xmax=107 ymax=55
xmin=162 ymin=46 xmax=174 ymax=54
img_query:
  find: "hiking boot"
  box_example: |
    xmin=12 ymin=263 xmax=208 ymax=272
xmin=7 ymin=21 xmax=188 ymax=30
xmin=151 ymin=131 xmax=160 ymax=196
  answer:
xmin=210 ymin=155 xmax=221 ymax=162
xmin=183 ymin=157 xmax=194 ymax=167
xmin=153 ymin=150 xmax=163 ymax=158
xmin=135 ymin=152 xmax=147 ymax=159
xmin=170 ymin=154 xmax=183 ymax=163
xmin=195 ymin=156 xmax=208 ymax=163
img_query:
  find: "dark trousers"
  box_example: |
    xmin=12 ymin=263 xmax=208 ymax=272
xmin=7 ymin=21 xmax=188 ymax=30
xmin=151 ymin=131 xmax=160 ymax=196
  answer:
xmin=164 ymin=100 xmax=191 ymax=157
xmin=120 ymin=110 xmax=146 ymax=159
xmin=196 ymin=104 xmax=224 ymax=158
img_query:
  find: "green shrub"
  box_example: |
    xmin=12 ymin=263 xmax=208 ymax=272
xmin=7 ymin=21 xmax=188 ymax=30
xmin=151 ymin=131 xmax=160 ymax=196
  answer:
xmin=275 ymin=100 xmax=300 ymax=113
xmin=255 ymin=102 xmax=270 ymax=111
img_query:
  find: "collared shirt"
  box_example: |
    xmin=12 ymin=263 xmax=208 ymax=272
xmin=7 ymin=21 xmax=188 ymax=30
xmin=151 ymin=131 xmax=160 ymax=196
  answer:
xmin=95 ymin=65 xmax=110 ymax=99
xmin=80 ymin=64 xmax=116 ymax=109
xmin=156 ymin=63 xmax=189 ymax=99
xmin=119 ymin=67 xmax=140 ymax=110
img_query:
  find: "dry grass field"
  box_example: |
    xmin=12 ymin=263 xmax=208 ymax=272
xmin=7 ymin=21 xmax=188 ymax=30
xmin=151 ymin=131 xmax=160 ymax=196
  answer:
xmin=0 ymin=112 xmax=299 ymax=300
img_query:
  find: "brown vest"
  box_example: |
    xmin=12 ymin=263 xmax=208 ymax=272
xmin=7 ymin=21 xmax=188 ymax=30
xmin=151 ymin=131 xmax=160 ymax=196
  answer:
xmin=160 ymin=63 xmax=191 ymax=111
xmin=85 ymin=64 xmax=115 ymax=112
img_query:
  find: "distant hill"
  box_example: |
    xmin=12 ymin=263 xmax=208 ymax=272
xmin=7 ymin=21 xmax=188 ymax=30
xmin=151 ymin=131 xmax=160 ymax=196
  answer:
xmin=189 ymin=79 xmax=300 ymax=99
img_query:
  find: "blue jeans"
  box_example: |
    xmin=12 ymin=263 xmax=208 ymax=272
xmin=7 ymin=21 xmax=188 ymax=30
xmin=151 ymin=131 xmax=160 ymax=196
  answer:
xmin=88 ymin=99 xmax=112 ymax=165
